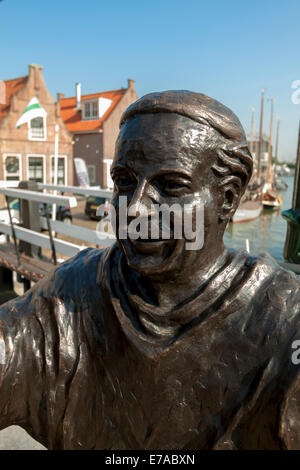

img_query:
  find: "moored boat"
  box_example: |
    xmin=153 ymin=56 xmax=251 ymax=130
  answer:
xmin=262 ymin=189 xmax=282 ymax=208
xmin=232 ymin=200 xmax=263 ymax=223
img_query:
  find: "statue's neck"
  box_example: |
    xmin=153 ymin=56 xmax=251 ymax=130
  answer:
xmin=132 ymin=244 xmax=229 ymax=310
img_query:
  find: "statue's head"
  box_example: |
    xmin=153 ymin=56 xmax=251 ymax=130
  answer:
xmin=111 ymin=90 xmax=253 ymax=277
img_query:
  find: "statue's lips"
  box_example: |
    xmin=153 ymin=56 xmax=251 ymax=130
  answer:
xmin=128 ymin=237 xmax=174 ymax=253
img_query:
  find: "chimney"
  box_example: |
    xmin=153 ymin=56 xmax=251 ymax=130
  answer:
xmin=29 ymin=63 xmax=43 ymax=74
xmin=57 ymin=92 xmax=65 ymax=102
xmin=28 ymin=64 xmax=44 ymax=91
xmin=76 ymin=82 xmax=81 ymax=109
xmin=127 ymin=79 xmax=135 ymax=89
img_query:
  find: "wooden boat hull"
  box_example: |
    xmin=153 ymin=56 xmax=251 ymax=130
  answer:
xmin=262 ymin=191 xmax=282 ymax=209
xmin=232 ymin=201 xmax=263 ymax=223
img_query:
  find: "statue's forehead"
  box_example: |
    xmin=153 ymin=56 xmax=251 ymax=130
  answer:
xmin=114 ymin=113 xmax=218 ymax=173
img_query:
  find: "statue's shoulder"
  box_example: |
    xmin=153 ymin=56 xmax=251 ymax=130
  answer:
xmin=37 ymin=246 xmax=111 ymax=302
xmin=251 ymin=250 xmax=300 ymax=302
xmin=228 ymin=248 xmax=300 ymax=311
xmin=238 ymin=248 xmax=300 ymax=288
xmin=254 ymin=251 xmax=300 ymax=294
xmin=238 ymin=251 xmax=300 ymax=345
xmin=0 ymin=247 xmax=111 ymax=323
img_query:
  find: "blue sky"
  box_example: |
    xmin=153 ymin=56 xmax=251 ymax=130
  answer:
xmin=1 ymin=0 xmax=300 ymax=161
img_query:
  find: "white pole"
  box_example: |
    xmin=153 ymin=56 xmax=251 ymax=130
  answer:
xmin=52 ymin=124 xmax=59 ymax=221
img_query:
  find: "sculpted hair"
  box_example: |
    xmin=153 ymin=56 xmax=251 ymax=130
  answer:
xmin=212 ymin=146 xmax=253 ymax=195
xmin=120 ymin=90 xmax=253 ymax=195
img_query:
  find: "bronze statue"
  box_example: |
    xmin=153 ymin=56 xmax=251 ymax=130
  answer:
xmin=1 ymin=90 xmax=300 ymax=450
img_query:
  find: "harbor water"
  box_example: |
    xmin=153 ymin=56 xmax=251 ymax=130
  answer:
xmin=224 ymin=176 xmax=294 ymax=262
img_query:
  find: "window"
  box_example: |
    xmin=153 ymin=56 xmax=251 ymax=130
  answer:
xmin=92 ymin=101 xmax=98 ymax=117
xmin=84 ymin=102 xmax=91 ymax=118
xmin=83 ymin=100 xmax=98 ymax=120
xmin=4 ymin=155 xmax=21 ymax=181
xmin=29 ymin=116 xmax=46 ymax=140
xmin=51 ymin=156 xmax=67 ymax=185
xmin=87 ymin=165 xmax=96 ymax=184
xmin=28 ymin=156 xmax=44 ymax=183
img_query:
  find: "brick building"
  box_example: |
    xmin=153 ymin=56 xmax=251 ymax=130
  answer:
xmin=59 ymin=80 xmax=138 ymax=188
xmin=0 ymin=64 xmax=73 ymax=189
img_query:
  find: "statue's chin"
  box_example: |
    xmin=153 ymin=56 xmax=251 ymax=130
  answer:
xmin=119 ymin=238 xmax=179 ymax=275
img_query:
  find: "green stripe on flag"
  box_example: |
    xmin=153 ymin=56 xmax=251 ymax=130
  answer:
xmin=21 ymin=103 xmax=42 ymax=115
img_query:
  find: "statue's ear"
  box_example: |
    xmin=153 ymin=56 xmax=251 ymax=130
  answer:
xmin=219 ymin=182 xmax=241 ymax=222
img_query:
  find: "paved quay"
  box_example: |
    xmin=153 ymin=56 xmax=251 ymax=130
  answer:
xmin=0 ymin=426 xmax=46 ymax=450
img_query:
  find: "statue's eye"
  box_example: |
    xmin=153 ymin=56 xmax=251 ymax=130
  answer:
xmin=114 ymin=174 xmax=136 ymax=191
xmin=165 ymin=181 xmax=185 ymax=191
xmin=153 ymin=175 xmax=191 ymax=196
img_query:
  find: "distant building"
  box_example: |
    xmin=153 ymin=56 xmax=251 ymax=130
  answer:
xmin=59 ymin=80 xmax=138 ymax=189
xmin=0 ymin=64 xmax=73 ymax=188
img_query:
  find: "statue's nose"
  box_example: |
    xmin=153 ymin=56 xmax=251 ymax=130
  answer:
xmin=127 ymin=179 xmax=152 ymax=219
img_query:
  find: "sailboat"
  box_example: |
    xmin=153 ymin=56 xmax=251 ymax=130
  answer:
xmin=262 ymin=188 xmax=282 ymax=208
xmin=261 ymin=99 xmax=282 ymax=209
xmin=231 ymin=99 xmax=263 ymax=223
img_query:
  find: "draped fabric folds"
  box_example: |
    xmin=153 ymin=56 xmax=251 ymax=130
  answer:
xmin=0 ymin=246 xmax=300 ymax=449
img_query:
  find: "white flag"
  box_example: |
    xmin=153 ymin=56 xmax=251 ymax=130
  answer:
xmin=74 ymin=158 xmax=90 ymax=187
xmin=16 ymin=97 xmax=47 ymax=128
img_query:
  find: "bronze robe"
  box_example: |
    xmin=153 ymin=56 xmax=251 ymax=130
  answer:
xmin=1 ymin=245 xmax=300 ymax=450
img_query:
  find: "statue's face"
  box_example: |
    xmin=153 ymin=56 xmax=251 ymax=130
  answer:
xmin=111 ymin=113 xmax=224 ymax=276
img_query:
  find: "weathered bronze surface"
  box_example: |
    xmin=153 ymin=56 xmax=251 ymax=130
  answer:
xmin=1 ymin=91 xmax=300 ymax=450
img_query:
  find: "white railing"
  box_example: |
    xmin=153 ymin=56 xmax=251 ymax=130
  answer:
xmin=37 ymin=183 xmax=113 ymax=199
xmin=0 ymin=222 xmax=82 ymax=258
xmin=0 ymin=187 xmax=77 ymax=207
xmin=40 ymin=218 xmax=115 ymax=248
xmin=0 ymin=182 xmax=113 ymax=198
xmin=0 ymin=181 xmax=20 ymax=188
xmin=0 ymin=183 xmax=115 ymax=262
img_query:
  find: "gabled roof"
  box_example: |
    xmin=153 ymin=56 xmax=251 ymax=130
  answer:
xmin=0 ymin=76 xmax=28 ymax=122
xmin=59 ymin=88 xmax=127 ymax=133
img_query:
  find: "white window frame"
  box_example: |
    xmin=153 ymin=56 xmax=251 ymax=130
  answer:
xmin=3 ymin=154 xmax=22 ymax=181
xmin=82 ymin=100 xmax=99 ymax=120
xmin=26 ymin=154 xmax=46 ymax=183
xmin=87 ymin=164 xmax=96 ymax=184
xmin=50 ymin=155 xmax=68 ymax=185
xmin=28 ymin=116 xmax=47 ymax=141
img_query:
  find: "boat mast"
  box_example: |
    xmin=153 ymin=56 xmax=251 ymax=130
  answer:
xmin=266 ymin=98 xmax=274 ymax=188
xmin=257 ymin=89 xmax=266 ymax=183
xmin=250 ymin=106 xmax=255 ymax=154
xmin=275 ymin=117 xmax=280 ymax=163
xmin=274 ymin=117 xmax=280 ymax=181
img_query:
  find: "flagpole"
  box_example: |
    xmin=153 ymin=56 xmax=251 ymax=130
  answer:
xmin=250 ymin=106 xmax=255 ymax=155
xmin=52 ymin=123 xmax=59 ymax=221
